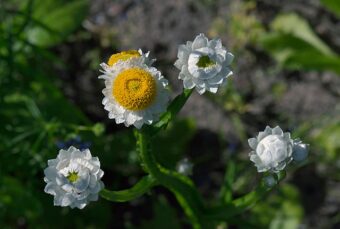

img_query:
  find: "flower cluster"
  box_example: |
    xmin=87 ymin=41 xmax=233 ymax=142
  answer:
xmin=98 ymin=33 xmax=234 ymax=128
xmin=43 ymin=33 xmax=309 ymax=211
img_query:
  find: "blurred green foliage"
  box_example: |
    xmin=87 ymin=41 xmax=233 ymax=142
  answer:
xmin=261 ymin=13 xmax=340 ymax=74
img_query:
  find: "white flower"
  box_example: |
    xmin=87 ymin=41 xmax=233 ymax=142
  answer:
xmin=174 ymin=33 xmax=234 ymax=94
xmin=99 ymin=51 xmax=170 ymax=129
xmin=44 ymin=146 xmax=104 ymax=209
xmin=248 ymin=126 xmax=294 ymax=173
xmin=176 ymin=158 xmax=193 ymax=176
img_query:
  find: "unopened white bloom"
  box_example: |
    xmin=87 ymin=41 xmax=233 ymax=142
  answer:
xmin=248 ymin=126 xmax=295 ymax=173
xmin=44 ymin=146 xmax=104 ymax=209
xmin=292 ymin=139 xmax=309 ymax=162
xmin=174 ymin=33 xmax=234 ymax=94
xmin=99 ymin=50 xmax=170 ymax=129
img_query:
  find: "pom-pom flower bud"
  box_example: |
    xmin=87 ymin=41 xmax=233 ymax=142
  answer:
xmin=248 ymin=126 xmax=308 ymax=173
xmin=44 ymin=146 xmax=104 ymax=209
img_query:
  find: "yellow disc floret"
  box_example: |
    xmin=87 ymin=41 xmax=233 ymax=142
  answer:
xmin=112 ymin=68 xmax=157 ymax=111
xmin=108 ymin=50 xmax=141 ymax=66
xmin=67 ymin=171 xmax=79 ymax=183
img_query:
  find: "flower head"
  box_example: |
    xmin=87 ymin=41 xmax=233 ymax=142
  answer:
xmin=99 ymin=51 xmax=170 ymax=129
xmin=248 ymin=126 xmax=308 ymax=173
xmin=174 ymin=33 xmax=234 ymax=94
xmin=44 ymin=146 xmax=104 ymax=209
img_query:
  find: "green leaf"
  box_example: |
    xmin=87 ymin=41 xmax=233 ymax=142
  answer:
xmin=271 ymin=14 xmax=334 ymax=56
xmin=261 ymin=13 xmax=340 ymax=75
xmin=27 ymin=0 xmax=89 ymax=47
xmin=321 ymin=0 xmax=340 ymax=17
xmin=219 ymin=160 xmax=236 ymax=203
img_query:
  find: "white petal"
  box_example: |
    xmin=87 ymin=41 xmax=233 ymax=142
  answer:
xmin=272 ymin=126 xmax=283 ymax=136
xmin=174 ymin=59 xmax=184 ymax=69
xmin=53 ymin=194 xmax=64 ymax=206
xmin=257 ymin=131 xmax=267 ymax=141
xmin=274 ymin=161 xmax=287 ymax=172
xmin=225 ymin=52 xmax=234 ymax=65
xmin=183 ymin=78 xmax=195 ymax=89
xmin=57 ymin=149 xmax=70 ymax=160
xmin=45 ymin=182 xmax=58 ymax=195
xmin=75 ymin=175 xmax=90 ymax=192
xmin=71 ymin=149 xmax=83 ymax=159
xmin=283 ymin=132 xmax=291 ymax=140
xmin=177 ymin=44 xmax=191 ymax=60
xmin=47 ymin=159 xmax=58 ymax=167
xmin=208 ymin=38 xmax=222 ymax=49
xmin=207 ymin=85 xmax=219 ymax=93
xmin=44 ymin=167 xmax=57 ymax=181
xmin=248 ymin=138 xmax=258 ymax=150
xmin=196 ymin=86 xmax=206 ymax=94
xmin=207 ymin=74 xmax=224 ymax=85
xmin=134 ymin=120 xmax=144 ymax=129
xmin=192 ymin=33 xmax=208 ymax=50
xmin=179 ymin=65 xmax=191 ymax=79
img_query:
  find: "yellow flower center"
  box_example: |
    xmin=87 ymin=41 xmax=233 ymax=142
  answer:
xmin=67 ymin=171 xmax=79 ymax=183
xmin=196 ymin=55 xmax=215 ymax=68
xmin=108 ymin=50 xmax=141 ymax=66
xmin=112 ymin=68 xmax=157 ymax=111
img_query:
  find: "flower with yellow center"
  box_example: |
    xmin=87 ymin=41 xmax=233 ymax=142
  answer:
xmin=99 ymin=51 xmax=170 ymax=129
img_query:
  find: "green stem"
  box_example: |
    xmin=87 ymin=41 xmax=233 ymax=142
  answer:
xmin=100 ymin=175 xmax=157 ymax=202
xmin=136 ymin=130 xmax=208 ymax=229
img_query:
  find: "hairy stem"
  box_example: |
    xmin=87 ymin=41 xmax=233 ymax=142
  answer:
xmin=100 ymin=175 xmax=157 ymax=202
